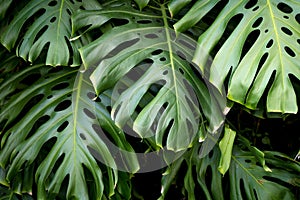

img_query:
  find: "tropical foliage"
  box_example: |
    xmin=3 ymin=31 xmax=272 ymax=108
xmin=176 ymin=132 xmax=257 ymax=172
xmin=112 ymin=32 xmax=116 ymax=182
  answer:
xmin=0 ymin=0 xmax=299 ymax=199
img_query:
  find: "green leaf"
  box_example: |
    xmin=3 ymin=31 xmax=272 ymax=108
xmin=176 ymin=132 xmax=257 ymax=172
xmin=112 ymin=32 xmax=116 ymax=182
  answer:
xmin=0 ymin=184 xmax=34 ymax=200
xmin=176 ymin=0 xmax=300 ymax=114
xmin=134 ymin=0 xmax=150 ymax=10
xmin=0 ymin=0 xmax=12 ymax=20
xmin=0 ymin=64 xmax=138 ymax=199
xmin=230 ymin=147 xmax=299 ymax=200
xmin=160 ymin=140 xmax=300 ymax=200
xmin=73 ymin=1 xmax=226 ymax=152
xmin=168 ymin=0 xmax=192 ymax=17
xmin=218 ymin=126 xmax=236 ymax=175
xmin=0 ymin=0 xmax=101 ymax=66
xmin=238 ymin=135 xmax=272 ymax=172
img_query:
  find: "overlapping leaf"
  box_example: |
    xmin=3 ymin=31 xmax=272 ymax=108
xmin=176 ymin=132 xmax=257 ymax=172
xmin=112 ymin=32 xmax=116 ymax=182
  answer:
xmin=0 ymin=0 xmax=101 ymax=66
xmin=0 ymin=62 xmax=138 ymax=199
xmin=230 ymin=147 xmax=300 ymax=200
xmin=175 ymin=0 xmax=300 ymax=113
xmin=72 ymin=0 xmax=225 ymax=151
xmin=160 ymin=142 xmax=300 ymax=200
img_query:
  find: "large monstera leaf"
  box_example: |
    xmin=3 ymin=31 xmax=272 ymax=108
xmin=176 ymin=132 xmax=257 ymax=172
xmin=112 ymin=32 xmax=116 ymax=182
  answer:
xmin=0 ymin=59 xmax=138 ymax=199
xmin=72 ymin=0 xmax=225 ymax=151
xmin=0 ymin=0 xmax=101 ymax=66
xmin=174 ymin=0 xmax=300 ymax=114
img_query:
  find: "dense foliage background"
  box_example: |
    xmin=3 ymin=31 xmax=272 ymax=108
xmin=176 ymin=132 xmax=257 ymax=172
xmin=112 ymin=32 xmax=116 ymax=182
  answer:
xmin=0 ymin=0 xmax=299 ymax=199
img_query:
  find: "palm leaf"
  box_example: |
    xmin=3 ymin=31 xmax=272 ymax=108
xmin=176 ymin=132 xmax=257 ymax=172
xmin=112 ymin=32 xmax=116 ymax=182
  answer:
xmin=0 ymin=62 xmax=138 ymax=199
xmin=72 ymin=0 xmax=226 ymax=152
xmin=175 ymin=0 xmax=300 ymax=114
xmin=0 ymin=0 xmax=101 ymax=66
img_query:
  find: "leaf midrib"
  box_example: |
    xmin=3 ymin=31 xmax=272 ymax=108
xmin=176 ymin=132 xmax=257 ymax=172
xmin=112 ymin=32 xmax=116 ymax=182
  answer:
xmin=161 ymin=3 xmax=180 ymax=129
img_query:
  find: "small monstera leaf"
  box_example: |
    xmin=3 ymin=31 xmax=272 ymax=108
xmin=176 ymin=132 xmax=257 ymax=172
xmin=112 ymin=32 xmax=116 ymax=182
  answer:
xmin=72 ymin=0 xmax=226 ymax=152
xmin=160 ymin=141 xmax=300 ymax=200
xmin=0 ymin=0 xmax=101 ymax=66
xmin=0 ymin=62 xmax=138 ymax=199
xmin=175 ymin=0 xmax=300 ymax=114
xmin=229 ymin=147 xmax=300 ymax=200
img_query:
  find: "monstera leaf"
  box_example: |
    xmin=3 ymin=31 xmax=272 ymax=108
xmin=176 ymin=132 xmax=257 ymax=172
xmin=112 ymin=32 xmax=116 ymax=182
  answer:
xmin=174 ymin=0 xmax=300 ymax=114
xmin=0 ymin=59 xmax=138 ymax=199
xmin=72 ymin=0 xmax=226 ymax=151
xmin=160 ymin=139 xmax=300 ymax=200
xmin=0 ymin=0 xmax=101 ymax=66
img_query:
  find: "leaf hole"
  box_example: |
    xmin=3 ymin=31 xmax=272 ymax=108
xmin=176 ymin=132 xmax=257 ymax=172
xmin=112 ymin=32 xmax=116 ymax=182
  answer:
xmin=252 ymin=6 xmax=259 ymax=11
xmin=178 ymin=39 xmax=196 ymax=51
xmin=257 ymin=52 xmax=269 ymax=73
xmin=284 ymin=46 xmax=296 ymax=57
xmin=160 ymin=57 xmax=166 ymax=62
xmin=163 ymin=70 xmax=168 ymax=75
xmin=244 ymin=0 xmax=258 ymax=9
xmin=252 ymin=17 xmax=263 ymax=28
xmin=125 ymin=65 xmax=146 ymax=82
xmin=136 ymin=19 xmax=152 ymax=24
xmin=211 ymin=13 xmax=243 ymax=57
xmin=277 ymin=2 xmax=293 ymax=14
xmin=17 ymin=94 xmax=45 ymax=124
xmin=47 ymin=95 xmax=53 ymax=99
xmin=50 ymin=17 xmax=56 ymax=23
xmin=33 ymin=25 xmax=49 ymax=43
xmin=106 ymin=106 xmax=112 ymax=112
xmin=204 ymin=166 xmax=212 ymax=187
xmin=240 ymin=29 xmax=260 ymax=61
xmin=105 ymin=38 xmax=140 ymax=59
xmin=51 ymin=82 xmax=70 ymax=90
xmin=111 ymin=18 xmax=129 ymax=27
xmin=26 ymin=115 xmax=50 ymax=140
xmin=266 ymin=39 xmax=273 ymax=48
xmin=57 ymin=121 xmax=69 ymax=132
xmin=64 ymin=36 xmax=74 ymax=65
xmin=53 ymin=154 xmax=65 ymax=172
xmin=144 ymin=33 xmax=159 ymax=39
xmin=95 ymin=96 xmax=101 ymax=102
xmin=262 ymin=176 xmax=290 ymax=188
xmin=239 ymin=179 xmax=248 ymax=200
xmin=253 ymin=189 xmax=259 ymax=200
xmin=245 ymin=159 xmax=251 ymax=163
xmin=48 ymin=0 xmax=58 ymax=7
xmin=162 ymin=119 xmax=174 ymax=146
xmin=295 ymin=14 xmax=300 ymax=25
xmin=151 ymin=49 xmax=163 ymax=56
xmin=48 ymin=66 xmax=63 ymax=74
xmin=297 ymin=39 xmax=300 ymax=45
xmin=176 ymin=51 xmax=186 ymax=60
xmin=87 ymin=92 xmax=97 ymax=100
xmin=54 ymin=100 xmax=72 ymax=112
xmin=20 ymin=73 xmax=41 ymax=86
xmin=148 ymin=81 xmax=165 ymax=96
xmin=66 ymin=8 xmax=72 ymax=16
xmin=178 ymin=68 xmax=184 ymax=74
xmin=281 ymin=27 xmax=292 ymax=36
xmin=80 ymin=133 xmax=86 ymax=140
xmin=83 ymin=108 xmax=96 ymax=119
xmin=264 ymin=29 xmax=269 ymax=33
xmin=283 ymin=15 xmax=289 ymax=19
